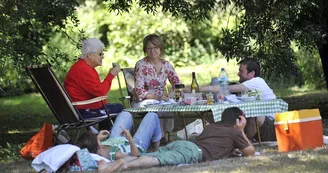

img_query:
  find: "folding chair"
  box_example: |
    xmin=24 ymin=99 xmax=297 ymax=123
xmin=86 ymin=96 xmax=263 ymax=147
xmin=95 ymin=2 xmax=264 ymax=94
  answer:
xmin=117 ymin=68 xmax=135 ymax=108
xmin=26 ymin=64 xmax=117 ymax=144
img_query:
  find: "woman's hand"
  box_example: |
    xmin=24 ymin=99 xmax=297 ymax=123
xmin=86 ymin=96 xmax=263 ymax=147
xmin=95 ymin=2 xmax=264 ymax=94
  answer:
xmin=109 ymin=66 xmax=121 ymax=76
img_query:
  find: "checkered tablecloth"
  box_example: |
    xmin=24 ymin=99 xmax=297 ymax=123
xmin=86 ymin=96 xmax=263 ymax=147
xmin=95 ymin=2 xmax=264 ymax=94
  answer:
xmin=124 ymin=99 xmax=288 ymax=122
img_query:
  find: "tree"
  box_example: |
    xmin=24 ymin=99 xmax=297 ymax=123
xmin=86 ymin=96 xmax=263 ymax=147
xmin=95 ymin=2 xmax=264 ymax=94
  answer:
xmin=0 ymin=0 xmax=82 ymax=95
xmin=107 ymin=0 xmax=328 ymax=88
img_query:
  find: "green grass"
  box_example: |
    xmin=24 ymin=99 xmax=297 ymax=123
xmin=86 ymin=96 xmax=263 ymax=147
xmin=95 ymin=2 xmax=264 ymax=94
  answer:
xmin=0 ymin=61 xmax=328 ymax=171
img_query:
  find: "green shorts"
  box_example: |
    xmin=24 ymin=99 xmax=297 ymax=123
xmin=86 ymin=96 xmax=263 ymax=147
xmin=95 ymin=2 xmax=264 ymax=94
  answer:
xmin=144 ymin=140 xmax=202 ymax=165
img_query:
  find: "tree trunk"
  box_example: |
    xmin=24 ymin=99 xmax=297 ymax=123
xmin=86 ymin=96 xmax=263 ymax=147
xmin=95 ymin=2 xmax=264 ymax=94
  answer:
xmin=317 ymin=40 xmax=328 ymax=89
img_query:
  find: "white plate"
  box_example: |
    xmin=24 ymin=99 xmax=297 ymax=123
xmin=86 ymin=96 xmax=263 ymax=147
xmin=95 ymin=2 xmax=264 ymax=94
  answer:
xmin=237 ymin=96 xmax=256 ymax=101
xmin=144 ymin=104 xmax=162 ymax=108
xmin=196 ymin=100 xmax=207 ymax=105
xmin=144 ymin=103 xmax=178 ymax=108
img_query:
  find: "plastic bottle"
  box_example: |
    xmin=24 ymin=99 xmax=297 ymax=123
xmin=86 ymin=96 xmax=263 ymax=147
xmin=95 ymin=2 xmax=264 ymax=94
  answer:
xmin=210 ymin=77 xmax=219 ymax=103
xmin=190 ymin=72 xmax=199 ymax=93
xmin=218 ymin=68 xmax=229 ymax=102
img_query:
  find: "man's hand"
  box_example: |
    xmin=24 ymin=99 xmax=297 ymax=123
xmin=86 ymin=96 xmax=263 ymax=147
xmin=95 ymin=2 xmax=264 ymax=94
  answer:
xmin=236 ymin=115 xmax=247 ymax=130
xmin=109 ymin=66 xmax=121 ymax=76
xmin=231 ymin=149 xmax=243 ymax=157
xmin=97 ymin=130 xmax=109 ymax=141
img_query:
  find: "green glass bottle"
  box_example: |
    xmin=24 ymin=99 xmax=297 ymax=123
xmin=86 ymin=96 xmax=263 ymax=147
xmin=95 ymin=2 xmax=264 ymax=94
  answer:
xmin=190 ymin=72 xmax=199 ymax=93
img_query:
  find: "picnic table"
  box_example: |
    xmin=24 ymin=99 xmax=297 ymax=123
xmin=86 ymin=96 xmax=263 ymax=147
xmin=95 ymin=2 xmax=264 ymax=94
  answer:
xmin=124 ymin=99 xmax=288 ymax=140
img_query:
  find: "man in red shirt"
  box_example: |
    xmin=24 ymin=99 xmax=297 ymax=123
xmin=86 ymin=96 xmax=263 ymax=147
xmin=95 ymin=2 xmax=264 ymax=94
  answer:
xmin=64 ymin=38 xmax=124 ymax=130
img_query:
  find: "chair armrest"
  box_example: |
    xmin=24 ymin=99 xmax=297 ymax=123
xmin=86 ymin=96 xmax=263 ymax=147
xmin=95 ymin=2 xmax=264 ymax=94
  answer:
xmin=118 ymin=96 xmax=131 ymax=101
xmin=72 ymin=96 xmax=108 ymax=106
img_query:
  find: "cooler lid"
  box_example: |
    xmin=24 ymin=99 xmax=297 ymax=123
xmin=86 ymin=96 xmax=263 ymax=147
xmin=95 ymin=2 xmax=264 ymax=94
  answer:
xmin=274 ymin=108 xmax=321 ymax=125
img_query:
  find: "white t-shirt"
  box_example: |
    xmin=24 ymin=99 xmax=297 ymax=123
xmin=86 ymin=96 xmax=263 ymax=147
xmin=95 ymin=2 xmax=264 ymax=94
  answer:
xmin=242 ymin=77 xmax=276 ymax=100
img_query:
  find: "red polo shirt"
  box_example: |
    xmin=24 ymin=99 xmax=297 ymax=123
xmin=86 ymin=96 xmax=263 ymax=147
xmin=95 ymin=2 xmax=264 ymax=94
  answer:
xmin=64 ymin=59 xmax=114 ymax=109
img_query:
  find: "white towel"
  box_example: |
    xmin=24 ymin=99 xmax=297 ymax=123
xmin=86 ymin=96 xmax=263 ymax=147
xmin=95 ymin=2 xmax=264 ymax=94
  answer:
xmin=32 ymin=144 xmax=80 ymax=172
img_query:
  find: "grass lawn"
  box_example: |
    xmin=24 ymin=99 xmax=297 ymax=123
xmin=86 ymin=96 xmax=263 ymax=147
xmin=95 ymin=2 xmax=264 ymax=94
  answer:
xmin=0 ymin=61 xmax=328 ymax=172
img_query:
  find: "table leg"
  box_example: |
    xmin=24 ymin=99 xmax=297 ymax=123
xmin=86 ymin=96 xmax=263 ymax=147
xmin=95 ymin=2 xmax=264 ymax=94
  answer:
xmin=255 ymin=117 xmax=262 ymax=145
xmin=181 ymin=112 xmax=189 ymax=140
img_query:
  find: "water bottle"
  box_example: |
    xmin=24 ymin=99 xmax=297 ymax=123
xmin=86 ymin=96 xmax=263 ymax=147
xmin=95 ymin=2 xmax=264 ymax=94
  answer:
xmin=210 ymin=77 xmax=219 ymax=103
xmin=218 ymin=68 xmax=229 ymax=102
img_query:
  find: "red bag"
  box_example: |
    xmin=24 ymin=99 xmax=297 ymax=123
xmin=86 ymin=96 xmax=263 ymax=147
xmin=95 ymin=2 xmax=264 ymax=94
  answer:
xmin=20 ymin=122 xmax=54 ymax=159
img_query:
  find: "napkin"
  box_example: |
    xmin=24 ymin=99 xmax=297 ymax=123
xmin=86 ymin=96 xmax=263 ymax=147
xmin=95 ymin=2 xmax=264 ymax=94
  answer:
xmin=225 ymin=94 xmax=241 ymax=103
xmin=142 ymin=99 xmax=177 ymax=107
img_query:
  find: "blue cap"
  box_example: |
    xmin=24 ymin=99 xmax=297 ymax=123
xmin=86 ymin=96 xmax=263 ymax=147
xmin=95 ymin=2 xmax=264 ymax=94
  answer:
xmin=221 ymin=68 xmax=225 ymax=71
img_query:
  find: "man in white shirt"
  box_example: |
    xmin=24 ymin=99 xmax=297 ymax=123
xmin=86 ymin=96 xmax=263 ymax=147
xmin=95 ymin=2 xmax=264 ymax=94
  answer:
xmin=200 ymin=58 xmax=277 ymax=141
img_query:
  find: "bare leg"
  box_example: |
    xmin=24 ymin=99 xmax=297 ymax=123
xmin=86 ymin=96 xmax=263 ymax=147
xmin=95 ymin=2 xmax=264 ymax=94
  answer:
xmin=124 ymin=156 xmax=160 ymax=169
xmin=244 ymin=117 xmax=257 ymax=141
xmin=244 ymin=117 xmax=266 ymax=141
xmin=98 ymin=159 xmax=126 ymax=173
xmin=123 ymin=156 xmax=139 ymax=162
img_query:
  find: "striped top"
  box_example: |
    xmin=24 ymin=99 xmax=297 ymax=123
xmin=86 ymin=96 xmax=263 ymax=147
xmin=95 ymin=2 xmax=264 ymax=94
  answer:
xmin=101 ymin=137 xmax=143 ymax=161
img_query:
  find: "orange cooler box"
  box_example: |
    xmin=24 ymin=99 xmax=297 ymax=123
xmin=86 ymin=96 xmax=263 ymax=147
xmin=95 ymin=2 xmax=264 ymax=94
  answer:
xmin=274 ymin=109 xmax=324 ymax=152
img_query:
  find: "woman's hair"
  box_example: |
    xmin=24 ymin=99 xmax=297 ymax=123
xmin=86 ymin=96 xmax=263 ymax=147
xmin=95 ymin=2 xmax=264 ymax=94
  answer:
xmin=76 ymin=131 xmax=99 ymax=153
xmin=80 ymin=38 xmax=104 ymax=59
xmin=143 ymin=34 xmax=164 ymax=57
xmin=221 ymin=107 xmax=244 ymax=125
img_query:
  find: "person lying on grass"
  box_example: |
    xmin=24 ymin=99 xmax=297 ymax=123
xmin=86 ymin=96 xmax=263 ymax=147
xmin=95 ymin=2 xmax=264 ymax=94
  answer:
xmin=97 ymin=107 xmax=255 ymax=172
xmin=76 ymin=112 xmax=162 ymax=161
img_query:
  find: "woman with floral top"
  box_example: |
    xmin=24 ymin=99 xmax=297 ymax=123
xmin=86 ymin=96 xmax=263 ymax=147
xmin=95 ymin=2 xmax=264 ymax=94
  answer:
xmin=133 ymin=34 xmax=181 ymax=141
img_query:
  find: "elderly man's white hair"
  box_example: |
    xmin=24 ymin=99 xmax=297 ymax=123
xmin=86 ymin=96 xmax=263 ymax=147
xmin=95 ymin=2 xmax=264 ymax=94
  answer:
xmin=80 ymin=38 xmax=105 ymax=59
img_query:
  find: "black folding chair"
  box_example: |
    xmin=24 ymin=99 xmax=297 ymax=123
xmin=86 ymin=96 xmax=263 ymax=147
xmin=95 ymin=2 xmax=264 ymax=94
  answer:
xmin=26 ymin=64 xmax=117 ymax=144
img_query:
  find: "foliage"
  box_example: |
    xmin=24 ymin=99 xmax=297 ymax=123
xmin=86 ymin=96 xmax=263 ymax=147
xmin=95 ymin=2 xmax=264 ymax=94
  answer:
xmin=0 ymin=0 xmax=84 ymax=96
xmin=295 ymin=48 xmax=326 ymax=89
xmin=216 ymin=0 xmax=328 ymax=81
xmin=0 ymin=143 xmax=23 ymax=161
xmin=105 ymin=0 xmax=328 ymax=87
xmin=2 ymin=0 xmax=328 ymax=95
xmin=76 ymin=1 xmax=231 ymax=70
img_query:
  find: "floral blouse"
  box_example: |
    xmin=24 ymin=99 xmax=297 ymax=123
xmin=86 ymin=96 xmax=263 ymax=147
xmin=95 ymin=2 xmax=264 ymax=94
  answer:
xmin=134 ymin=58 xmax=181 ymax=101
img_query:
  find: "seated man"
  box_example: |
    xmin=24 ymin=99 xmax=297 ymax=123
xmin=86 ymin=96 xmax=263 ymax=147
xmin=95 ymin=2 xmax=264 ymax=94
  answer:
xmin=76 ymin=112 xmax=162 ymax=161
xmin=97 ymin=107 xmax=255 ymax=172
xmin=200 ymin=58 xmax=277 ymax=141
xmin=64 ymin=38 xmax=126 ymax=130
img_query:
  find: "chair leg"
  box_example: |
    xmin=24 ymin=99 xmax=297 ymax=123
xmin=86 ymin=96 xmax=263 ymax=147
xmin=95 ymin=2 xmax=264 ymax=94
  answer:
xmin=53 ymin=129 xmax=60 ymax=146
xmin=74 ymin=129 xmax=81 ymax=144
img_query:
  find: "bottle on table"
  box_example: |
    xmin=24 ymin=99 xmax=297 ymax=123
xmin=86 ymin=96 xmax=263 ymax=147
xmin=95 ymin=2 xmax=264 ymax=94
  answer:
xmin=218 ymin=68 xmax=230 ymax=103
xmin=210 ymin=77 xmax=219 ymax=103
xmin=174 ymin=84 xmax=185 ymax=103
xmin=206 ymin=92 xmax=214 ymax=105
xmin=190 ymin=72 xmax=199 ymax=93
